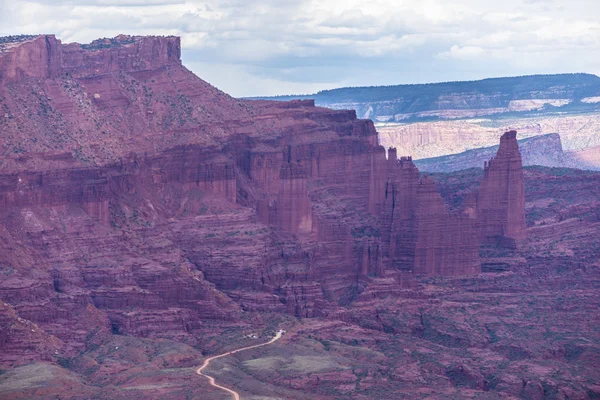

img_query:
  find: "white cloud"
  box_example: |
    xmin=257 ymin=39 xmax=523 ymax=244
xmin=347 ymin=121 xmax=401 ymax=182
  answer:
xmin=439 ymin=45 xmax=484 ymax=60
xmin=186 ymin=61 xmax=341 ymax=96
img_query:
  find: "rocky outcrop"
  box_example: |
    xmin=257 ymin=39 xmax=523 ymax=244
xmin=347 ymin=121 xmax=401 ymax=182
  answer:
xmin=0 ymin=34 xmax=255 ymax=169
xmin=0 ymin=35 xmax=62 ymax=83
xmin=0 ymin=34 xmax=180 ymax=84
xmin=378 ymin=154 xmax=420 ymax=271
xmin=376 ymin=153 xmax=480 ymax=276
xmin=0 ymin=300 xmax=68 ymax=365
xmin=475 ymin=131 xmax=526 ymax=241
xmin=62 ymin=34 xmax=181 ymax=77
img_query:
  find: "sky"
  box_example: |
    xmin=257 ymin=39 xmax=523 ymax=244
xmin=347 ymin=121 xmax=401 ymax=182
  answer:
xmin=1 ymin=0 xmax=599 ymax=97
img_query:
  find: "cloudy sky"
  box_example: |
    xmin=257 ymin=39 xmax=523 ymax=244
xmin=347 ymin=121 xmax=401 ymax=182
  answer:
xmin=1 ymin=0 xmax=599 ymax=96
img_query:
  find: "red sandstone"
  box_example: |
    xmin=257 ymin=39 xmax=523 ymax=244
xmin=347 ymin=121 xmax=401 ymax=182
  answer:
xmin=0 ymin=34 xmax=526 ymax=371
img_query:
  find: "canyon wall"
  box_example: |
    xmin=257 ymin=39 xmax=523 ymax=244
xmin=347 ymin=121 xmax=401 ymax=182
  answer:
xmin=0 ymin=34 xmax=526 ymax=367
xmin=415 ymin=176 xmax=480 ymax=276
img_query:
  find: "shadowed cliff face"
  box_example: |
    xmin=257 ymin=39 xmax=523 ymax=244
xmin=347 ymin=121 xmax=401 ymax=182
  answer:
xmin=0 ymin=35 xmax=526 ymax=369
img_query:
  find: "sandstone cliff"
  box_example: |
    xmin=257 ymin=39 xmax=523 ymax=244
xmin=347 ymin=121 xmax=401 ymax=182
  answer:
xmin=0 ymin=35 xmax=527 ymax=368
xmin=0 ymin=35 xmax=62 ymax=83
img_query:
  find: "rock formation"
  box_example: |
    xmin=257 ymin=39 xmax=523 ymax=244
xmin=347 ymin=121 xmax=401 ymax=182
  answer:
xmin=0 ymin=35 xmax=62 ymax=83
xmin=415 ymin=176 xmax=480 ymax=276
xmin=62 ymin=34 xmax=181 ymax=77
xmin=376 ymin=115 xmax=600 ymax=170
xmin=415 ymin=133 xmax=574 ymax=172
xmin=476 ymin=130 xmax=526 ymax=241
xmin=0 ymin=35 xmax=527 ymax=369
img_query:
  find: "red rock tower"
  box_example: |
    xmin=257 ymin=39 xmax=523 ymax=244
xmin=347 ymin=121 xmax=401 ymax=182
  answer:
xmin=476 ymin=130 xmax=526 ymax=241
xmin=380 ymin=155 xmax=480 ymax=276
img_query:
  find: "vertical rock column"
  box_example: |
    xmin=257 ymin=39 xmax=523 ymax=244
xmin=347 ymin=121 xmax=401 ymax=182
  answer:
xmin=380 ymin=154 xmax=420 ymax=271
xmin=476 ymin=130 xmax=526 ymax=241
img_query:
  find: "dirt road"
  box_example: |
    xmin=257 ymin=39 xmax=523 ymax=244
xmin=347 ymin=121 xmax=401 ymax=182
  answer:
xmin=196 ymin=330 xmax=284 ymax=400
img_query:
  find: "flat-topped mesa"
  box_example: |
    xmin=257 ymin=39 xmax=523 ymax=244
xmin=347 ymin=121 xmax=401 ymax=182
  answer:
xmin=477 ymin=130 xmax=526 ymax=241
xmin=62 ymin=34 xmax=181 ymax=77
xmin=0 ymin=35 xmax=41 ymax=52
xmin=0 ymin=34 xmax=181 ymax=83
xmin=0 ymin=35 xmax=62 ymax=83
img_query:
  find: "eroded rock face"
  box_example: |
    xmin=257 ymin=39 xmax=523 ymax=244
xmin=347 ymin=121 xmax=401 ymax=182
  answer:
xmin=476 ymin=130 xmax=527 ymax=241
xmin=62 ymin=34 xmax=181 ymax=77
xmin=0 ymin=35 xmax=62 ymax=83
xmin=0 ymin=35 xmax=527 ymax=368
xmin=415 ymin=176 xmax=480 ymax=276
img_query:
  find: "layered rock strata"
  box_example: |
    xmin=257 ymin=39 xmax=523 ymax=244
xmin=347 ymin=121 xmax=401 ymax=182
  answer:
xmin=0 ymin=35 xmax=526 ymax=367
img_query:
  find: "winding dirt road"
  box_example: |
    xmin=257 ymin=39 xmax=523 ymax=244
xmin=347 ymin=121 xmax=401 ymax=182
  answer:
xmin=196 ymin=331 xmax=284 ymax=400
